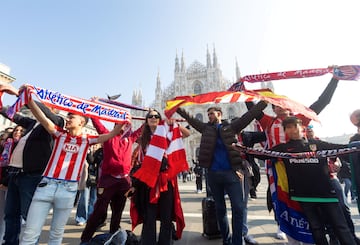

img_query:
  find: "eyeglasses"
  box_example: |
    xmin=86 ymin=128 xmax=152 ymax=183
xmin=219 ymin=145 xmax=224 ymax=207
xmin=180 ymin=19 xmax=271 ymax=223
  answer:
xmin=147 ymin=114 xmax=160 ymax=119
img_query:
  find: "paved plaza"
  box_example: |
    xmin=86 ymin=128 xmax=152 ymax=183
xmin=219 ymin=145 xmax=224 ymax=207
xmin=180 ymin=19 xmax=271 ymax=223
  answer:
xmin=37 ymin=173 xmax=360 ymax=244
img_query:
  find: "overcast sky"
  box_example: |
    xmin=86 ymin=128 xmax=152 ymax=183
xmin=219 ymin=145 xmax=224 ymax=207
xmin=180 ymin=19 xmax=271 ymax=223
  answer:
xmin=1 ymin=0 xmax=359 ymax=137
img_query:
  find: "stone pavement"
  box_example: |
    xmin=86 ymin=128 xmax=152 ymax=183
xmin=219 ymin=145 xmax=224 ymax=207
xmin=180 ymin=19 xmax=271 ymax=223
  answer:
xmin=37 ymin=173 xmax=360 ymax=244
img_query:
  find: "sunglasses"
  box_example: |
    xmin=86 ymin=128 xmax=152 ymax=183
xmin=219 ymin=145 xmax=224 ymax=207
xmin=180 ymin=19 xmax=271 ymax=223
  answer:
xmin=147 ymin=114 xmax=160 ymax=119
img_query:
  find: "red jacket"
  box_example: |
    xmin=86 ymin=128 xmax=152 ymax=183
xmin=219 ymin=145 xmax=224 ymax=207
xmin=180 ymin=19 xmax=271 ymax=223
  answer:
xmin=92 ymin=118 xmax=143 ymax=177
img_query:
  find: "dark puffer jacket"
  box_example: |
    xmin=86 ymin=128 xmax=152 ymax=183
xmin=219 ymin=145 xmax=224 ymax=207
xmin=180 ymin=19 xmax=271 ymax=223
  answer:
xmin=176 ymin=101 xmax=267 ymax=170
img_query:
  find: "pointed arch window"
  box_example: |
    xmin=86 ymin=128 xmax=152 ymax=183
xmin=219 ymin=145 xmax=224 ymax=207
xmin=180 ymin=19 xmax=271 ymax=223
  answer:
xmin=195 ymin=113 xmax=203 ymax=122
xmin=193 ymin=81 xmax=202 ymax=94
xmin=228 ymin=107 xmax=236 ymax=120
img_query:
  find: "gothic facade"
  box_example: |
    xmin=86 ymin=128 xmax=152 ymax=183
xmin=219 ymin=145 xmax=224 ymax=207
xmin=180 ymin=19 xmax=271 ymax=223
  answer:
xmin=131 ymin=48 xmax=262 ymax=166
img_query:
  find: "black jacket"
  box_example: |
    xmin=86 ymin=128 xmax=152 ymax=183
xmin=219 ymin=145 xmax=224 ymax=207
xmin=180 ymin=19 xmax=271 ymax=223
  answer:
xmin=270 ymin=139 xmax=346 ymax=200
xmin=1 ymin=102 xmax=64 ymax=174
xmin=176 ymin=101 xmax=267 ymax=169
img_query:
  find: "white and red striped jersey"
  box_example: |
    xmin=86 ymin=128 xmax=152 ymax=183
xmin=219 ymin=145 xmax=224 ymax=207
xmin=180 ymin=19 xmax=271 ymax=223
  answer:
xmin=259 ymin=114 xmax=310 ymax=149
xmin=259 ymin=115 xmax=287 ymax=149
xmin=43 ymin=126 xmax=98 ymax=181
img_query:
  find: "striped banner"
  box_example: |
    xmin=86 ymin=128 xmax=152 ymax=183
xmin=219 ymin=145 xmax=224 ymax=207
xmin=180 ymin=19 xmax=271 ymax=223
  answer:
xmin=237 ymin=143 xmax=360 ymax=158
xmin=9 ymin=85 xmax=131 ymax=124
xmin=238 ymin=65 xmax=360 ymax=83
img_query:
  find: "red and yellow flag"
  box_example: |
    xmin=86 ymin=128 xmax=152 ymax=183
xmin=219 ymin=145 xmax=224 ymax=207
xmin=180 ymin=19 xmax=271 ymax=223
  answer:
xmin=165 ymin=89 xmax=319 ymax=122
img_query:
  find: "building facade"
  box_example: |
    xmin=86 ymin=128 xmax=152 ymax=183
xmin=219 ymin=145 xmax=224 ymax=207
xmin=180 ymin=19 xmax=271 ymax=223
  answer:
xmin=0 ymin=63 xmax=18 ymax=131
xmin=131 ymin=48 xmax=264 ymax=166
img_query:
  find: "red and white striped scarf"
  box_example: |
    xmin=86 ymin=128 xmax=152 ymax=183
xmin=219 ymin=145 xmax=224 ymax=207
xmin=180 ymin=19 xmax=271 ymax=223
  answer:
xmin=238 ymin=65 xmax=360 ymax=83
xmin=6 ymin=85 xmax=131 ymax=123
xmin=6 ymin=88 xmax=30 ymax=119
xmin=132 ymin=121 xmax=188 ymax=188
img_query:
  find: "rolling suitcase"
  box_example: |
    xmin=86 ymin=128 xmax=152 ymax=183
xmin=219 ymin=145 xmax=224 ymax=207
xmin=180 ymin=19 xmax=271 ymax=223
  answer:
xmin=202 ymin=197 xmax=221 ymax=239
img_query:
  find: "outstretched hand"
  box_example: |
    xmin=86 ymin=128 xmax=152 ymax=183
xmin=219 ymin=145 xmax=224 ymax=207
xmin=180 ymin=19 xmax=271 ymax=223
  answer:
xmin=0 ymin=83 xmax=19 ymax=96
xmin=231 ymin=143 xmax=247 ymax=153
xmin=165 ymin=118 xmax=175 ymax=125
xmin=125 ymin=187 xmax=136 ymax=199
xmin=18 ymin=84 xmax=30 ymax=95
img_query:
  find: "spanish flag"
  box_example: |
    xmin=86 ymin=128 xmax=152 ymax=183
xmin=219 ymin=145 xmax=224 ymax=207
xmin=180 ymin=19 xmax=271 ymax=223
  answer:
xmin=165 ymin=89 xmax=319 ymax=122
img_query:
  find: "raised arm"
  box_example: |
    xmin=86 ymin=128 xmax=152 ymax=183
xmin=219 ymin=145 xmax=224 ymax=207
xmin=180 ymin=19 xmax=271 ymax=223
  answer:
xmin=36 ymin=101 xmax=64 ymax=127
xmin=245 ymin=101 xmax=265 ymax=121
xmin=96 ymin=123 xmax=123 ymax=144
xmin=309 ymin=76 xmax=339 ymax=114
xmin=165 ymin=118 xmax=191 ymax=138
xmin=0 ymin=107 xmax=37 ymax=130
xmin=176 ymin=107 xmax=205 ymax=133
xmin=231 ymin=101 xmax=267 ymax=133
xmin=27 ymin=99 xmax=56 ymax=135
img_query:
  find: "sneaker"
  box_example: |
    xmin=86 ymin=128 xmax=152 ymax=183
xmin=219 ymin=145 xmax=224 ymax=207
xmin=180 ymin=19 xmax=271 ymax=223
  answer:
xmin=249 ymin=189 xmax=257 ymax=199
xmin=76 ymin=221 xmax=85 ymax=226
xmin=276 ymin=227 xmax=286 ymax=240
xmin=197 ymin=190 xmax=202 ymax=194
xmin=244 ymin=235 xmax=258 ymax=245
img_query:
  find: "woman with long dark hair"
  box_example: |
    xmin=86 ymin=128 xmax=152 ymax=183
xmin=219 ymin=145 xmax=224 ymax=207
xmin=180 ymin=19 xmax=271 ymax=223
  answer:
xmin=128 ymin=109 xmax=189 ymax=245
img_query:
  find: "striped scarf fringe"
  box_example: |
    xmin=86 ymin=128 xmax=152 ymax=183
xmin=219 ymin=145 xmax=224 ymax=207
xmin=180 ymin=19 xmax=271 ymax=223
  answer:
xmin=133 ymin=121 xmax=188 ymax=188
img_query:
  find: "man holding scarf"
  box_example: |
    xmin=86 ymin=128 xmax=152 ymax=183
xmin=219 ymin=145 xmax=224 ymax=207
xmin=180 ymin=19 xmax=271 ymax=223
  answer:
xmin=0 ymin=84 xmax=64 ymax=245
xmin=176 ymin=101 xmax=267 ymax=245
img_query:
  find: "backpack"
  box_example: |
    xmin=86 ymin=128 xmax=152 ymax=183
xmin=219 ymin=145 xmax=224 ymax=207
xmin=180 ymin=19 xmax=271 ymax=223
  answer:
xmin=89 ymin=230 xmax=127 ymax=245
xmin=88 ymin=230 xmax=139 ymax=245
xmin=125 ymin=230 xmax=140 ymax=245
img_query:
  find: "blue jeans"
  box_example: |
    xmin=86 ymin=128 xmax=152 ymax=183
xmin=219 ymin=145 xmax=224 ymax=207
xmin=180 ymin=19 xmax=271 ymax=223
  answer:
xmin=4 ymin=172 xmax=42 ymax=245
xmin=243 ymin=176 xmax=249 ymax=236
xmin=343 ymin=178 xmax=355 ymax=200
xmin=76 ymin=186 xmax=97 ymax=223
xmin=208 ymin=170 xmax=245 ymax=245
xmin=21 ymin=177 xmax=78 ymax=245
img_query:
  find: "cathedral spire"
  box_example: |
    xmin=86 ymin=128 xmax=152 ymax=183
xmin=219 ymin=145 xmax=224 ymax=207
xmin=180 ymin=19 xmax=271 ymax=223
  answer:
xmin=154 ymin=70 xmax=163 ymax=111
xmin=206 ymin=45 xmax=212 ymax=68
xmin=181 ymin=50 xmax=185 ymax=72
xmin=235 ymin=57 xmax=241 ymax=81
xmin=213 ymin=45 xmax=218 ymax=68
xmin=174 ymin=51 xmax=179 ymax=73
xmin=156 ymin=69 xmax=161 ymax=90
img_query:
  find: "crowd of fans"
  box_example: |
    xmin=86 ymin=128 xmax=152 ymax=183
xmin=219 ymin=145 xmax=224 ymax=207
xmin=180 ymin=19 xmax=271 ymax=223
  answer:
xmin=0 ymin=77 xmax=359 ymax=245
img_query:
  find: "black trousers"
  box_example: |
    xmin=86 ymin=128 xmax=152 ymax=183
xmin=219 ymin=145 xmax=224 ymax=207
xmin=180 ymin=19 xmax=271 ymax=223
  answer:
xmin=300 ymin=201 xmax=355 ymax=245
xmin=196 ymin=176 xmax=203 ymax=191
xmin=141 ymin=181 xmax=174 ymax=245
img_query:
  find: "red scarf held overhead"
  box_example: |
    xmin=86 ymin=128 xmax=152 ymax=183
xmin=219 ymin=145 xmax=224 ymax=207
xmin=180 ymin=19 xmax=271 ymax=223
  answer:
xmin=132 ymin=121 xmax=188 ymax=188
xmin=238 ymin=65 xmax=360 ymax=83
xmin=229 ymin=65 xmax=360 ymax=92
xmin=5 ymin=85 xmax=131 ymax=124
